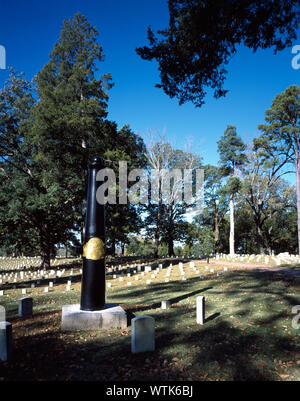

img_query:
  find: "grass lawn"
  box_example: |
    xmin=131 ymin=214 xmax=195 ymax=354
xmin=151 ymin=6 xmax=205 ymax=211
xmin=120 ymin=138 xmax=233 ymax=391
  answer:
xmin=0 ymin=260 xmax=299 ymax=381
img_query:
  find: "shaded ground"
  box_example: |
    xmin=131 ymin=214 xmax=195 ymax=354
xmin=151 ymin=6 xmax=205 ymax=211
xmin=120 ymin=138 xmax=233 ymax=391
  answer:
xmin=0 ymin=262 xmax=299 ymax=381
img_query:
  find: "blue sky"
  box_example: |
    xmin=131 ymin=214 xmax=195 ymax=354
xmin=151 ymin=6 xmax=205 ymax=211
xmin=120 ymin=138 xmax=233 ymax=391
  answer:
xmin=0 ymin=0 xmax=300 ymax=178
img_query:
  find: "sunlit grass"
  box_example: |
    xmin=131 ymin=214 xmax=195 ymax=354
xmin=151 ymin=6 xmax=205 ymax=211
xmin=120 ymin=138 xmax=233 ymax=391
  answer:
xmin=0 ymin=259 xmax=299 ymax=381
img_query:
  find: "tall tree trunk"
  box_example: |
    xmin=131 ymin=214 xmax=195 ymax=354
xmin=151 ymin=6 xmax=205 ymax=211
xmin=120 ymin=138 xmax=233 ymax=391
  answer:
xmin=229 ymin=193 xmax=235 ymax=255
xmin=40 ymin=226 xmax=51 ymax=269
xmin=167 ymin=206 xmax=175 ymax=257
xmin=214 ymin=211 xmax=219 ymax=253
xmin=295 ymin=141 xmax=300 ymax=256
xmin=168 ymin=236 xmax=174 ymax=257
xmin=111 ymin=238 xmax=116 ymax=257
xmin=154 ymin=191 xmax=162 ymax=259
xmin=40 ymin=247 xmax=51 ymax=269
xmin=154 ymin=219 xmax=160 ymax=258
xmin=256 ymin=223 xmax=264 ymax=254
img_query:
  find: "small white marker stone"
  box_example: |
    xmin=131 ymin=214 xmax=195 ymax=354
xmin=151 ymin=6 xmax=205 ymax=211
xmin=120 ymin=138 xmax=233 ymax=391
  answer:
xmin=161 ymin=300 xmax=170 ymax=309
xmin=131 ymin=316 xmax=155 ymax=354
xmin=196 ymin=296 xmax=205 ymax=325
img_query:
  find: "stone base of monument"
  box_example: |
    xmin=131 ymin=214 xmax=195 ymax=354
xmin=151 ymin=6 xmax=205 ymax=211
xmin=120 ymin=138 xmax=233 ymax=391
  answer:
xmin=61 ymin=303 xmax=127 ymax=331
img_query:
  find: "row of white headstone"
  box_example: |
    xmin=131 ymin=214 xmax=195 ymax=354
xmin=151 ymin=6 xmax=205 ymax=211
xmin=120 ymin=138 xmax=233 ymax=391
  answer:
xmin=107 ymin=260 xmax=230 ymax=288
xmin=0 ymin=267 xmax=81 ymax=295
xmin=215 ymin=253 xmax=300 ymax=266
xmin=0 ymin=256 xmax=80 ymax=271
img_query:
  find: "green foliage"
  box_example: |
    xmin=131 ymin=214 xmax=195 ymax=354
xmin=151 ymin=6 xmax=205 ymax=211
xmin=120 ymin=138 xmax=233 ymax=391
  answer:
xmin=126 ymin=236 xmax=158 ymax=257
xmin=0 ymin=14 xmax=146 ymax=265
xmin=256 ymin=85 xmax=300 ymax=164
xmin=239 ymin=148 xmax=297 ymax=254
xmin=217 ymin=125 xmax=247 ymax=175
xmin=198 ymin=164 xmax=228 ymax=252
xmin=255 ymin=85 xmax=300 ymax=254
xmin=225 ymin=176 xmax=242 ymax=195
xmin=137 ymin=1 xmax=300 ymax=107
xmin=199 ymin=226 xmax=214 ymax=257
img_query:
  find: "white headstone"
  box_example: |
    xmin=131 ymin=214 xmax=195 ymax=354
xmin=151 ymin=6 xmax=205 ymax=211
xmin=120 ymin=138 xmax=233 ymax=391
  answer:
xmin=196 ymin=296 xmax=205 ymax=325
xmin=18 ymin=297 xmax=33 ymax=317
xmin=0 ymin=321 xmax=13 ymax=361
xmin=161 ymin=300 xmax=170 ymax=309
xmin=0 ymin=305 xmax=5 ymax=322
xmin=131 ymin=316 xmax=155 ymax=354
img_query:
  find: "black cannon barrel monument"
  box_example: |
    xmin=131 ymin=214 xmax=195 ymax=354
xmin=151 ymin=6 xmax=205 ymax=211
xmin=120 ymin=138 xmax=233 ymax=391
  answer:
xmin=61 ymin=156 xmax=127 ymax=330
xmin=80 ymin=156 xmax=106 ymax=311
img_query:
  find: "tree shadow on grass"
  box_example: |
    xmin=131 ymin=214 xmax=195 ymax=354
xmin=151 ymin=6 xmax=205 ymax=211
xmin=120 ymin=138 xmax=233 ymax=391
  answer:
xmin=3 ymin=305 xmax=294 ymax=381
xmin=123 ymin=286 xmax=213 ymax=316
xmin=0 ymin=266 xmax=299 ymax=381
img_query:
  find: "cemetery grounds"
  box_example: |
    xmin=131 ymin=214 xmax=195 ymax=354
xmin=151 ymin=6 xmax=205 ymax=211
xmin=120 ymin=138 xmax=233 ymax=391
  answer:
xmin=0 ymin=254 xmax=299 ymax=381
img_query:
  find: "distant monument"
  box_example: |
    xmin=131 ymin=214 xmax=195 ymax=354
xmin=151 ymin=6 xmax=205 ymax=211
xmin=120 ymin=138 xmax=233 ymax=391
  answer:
xmin=61 ymin=157 xmax=127 ymax=330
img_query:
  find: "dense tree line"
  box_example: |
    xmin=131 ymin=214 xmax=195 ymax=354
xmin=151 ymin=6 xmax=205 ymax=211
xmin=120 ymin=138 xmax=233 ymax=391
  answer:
xmin=0 ymin=14 xmax=146 ymax=266
xmin=0 ymin=12 xmax=299 ymax=265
